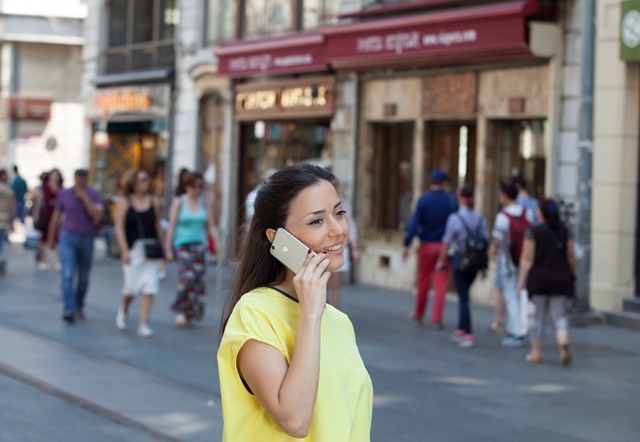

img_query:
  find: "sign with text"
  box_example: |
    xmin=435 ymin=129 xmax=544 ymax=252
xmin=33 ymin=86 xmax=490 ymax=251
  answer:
xmin=87 ymin=84 xmax=171 ymax=119
xmin=217 ymin=35 xmax=328 ymax=77
xmin=325 ymin=3 xmax=529 ymax=69
xmin=235 ymin=79 xmax=334 ymax=120
xmin=9 ymin=97 xmax=52 ymax=120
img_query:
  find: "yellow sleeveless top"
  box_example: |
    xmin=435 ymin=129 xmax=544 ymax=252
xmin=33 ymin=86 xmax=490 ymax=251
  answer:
xmin=217 ymin=287 xmax=373 ymax=441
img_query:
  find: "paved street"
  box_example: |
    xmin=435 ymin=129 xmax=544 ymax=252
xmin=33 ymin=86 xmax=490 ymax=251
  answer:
xmin=1 ymin=241 xmax=639 ymax=442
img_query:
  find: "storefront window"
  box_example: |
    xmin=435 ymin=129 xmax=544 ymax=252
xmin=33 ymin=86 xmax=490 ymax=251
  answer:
xmin=370 ymin=123 xmax=414 ymax=231
xmin=243 ymin=0 xmax=292 ymax=38
xmin=207 ymin=0 xmax=236 ymax=44
xmin=239 ymin=120 xmax=330 ymax=221
xmin=497 ymin=119 xmax=546 ymax=199
xmin=425 ymin=122 xmax=476 ymax=191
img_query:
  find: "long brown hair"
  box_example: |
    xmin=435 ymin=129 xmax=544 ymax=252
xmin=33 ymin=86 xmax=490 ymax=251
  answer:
xmin=220 ymin=163 xmax=338 ymax=336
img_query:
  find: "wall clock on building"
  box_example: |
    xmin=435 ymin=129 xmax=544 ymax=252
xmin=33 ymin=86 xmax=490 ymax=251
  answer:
xmin=622 ymin=9 xmax=640 ymax=48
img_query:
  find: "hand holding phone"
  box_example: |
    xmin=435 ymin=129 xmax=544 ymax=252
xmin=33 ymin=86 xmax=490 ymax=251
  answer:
xmin=270 ymin=228 xmax=316 ymax=274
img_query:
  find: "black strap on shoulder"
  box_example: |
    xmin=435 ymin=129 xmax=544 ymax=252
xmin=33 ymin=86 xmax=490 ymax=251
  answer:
xmin=456 ymin=213 xmax=482 ymax=238
xmin=541 ymin=224 xmax=564 ymax=250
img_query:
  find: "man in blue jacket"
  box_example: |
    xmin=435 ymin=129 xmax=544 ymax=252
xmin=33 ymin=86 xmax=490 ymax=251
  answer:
xmin=402 ymin=169 xmax=457 ymax=329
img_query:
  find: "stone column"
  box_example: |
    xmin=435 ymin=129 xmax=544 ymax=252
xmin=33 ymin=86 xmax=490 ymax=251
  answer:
xmin=591 ymin=1 xmax=640 ymax=310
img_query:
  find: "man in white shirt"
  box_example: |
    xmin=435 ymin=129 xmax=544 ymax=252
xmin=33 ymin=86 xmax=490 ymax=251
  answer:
xmin=490 ymin=181 xmax=535 ymax=347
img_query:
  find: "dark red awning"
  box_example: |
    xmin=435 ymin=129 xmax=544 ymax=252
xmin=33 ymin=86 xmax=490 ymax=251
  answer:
xmin=216 ymin=33 xmax=327 ymax=77
xmin=215 ymin=0 xmax=541 ymax=78
xmin=324 ymin=1 xmax=534 ymax=71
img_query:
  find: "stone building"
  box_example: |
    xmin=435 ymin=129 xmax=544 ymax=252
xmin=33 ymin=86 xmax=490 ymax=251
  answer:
xmin=0 ymin=0 xmax=87 ymax=187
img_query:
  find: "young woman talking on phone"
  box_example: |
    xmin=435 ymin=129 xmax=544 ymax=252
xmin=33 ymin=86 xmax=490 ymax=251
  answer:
xmin=218 ymin=163 xmax=373 ymax=441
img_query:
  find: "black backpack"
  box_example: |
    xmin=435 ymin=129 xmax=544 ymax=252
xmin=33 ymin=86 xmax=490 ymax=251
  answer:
xmin=456 ymin=214 xmax=489 ymax=272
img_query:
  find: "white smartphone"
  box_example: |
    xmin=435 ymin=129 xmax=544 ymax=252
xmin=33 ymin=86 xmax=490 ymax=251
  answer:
xmin=270 ymin=228 xmax=315 ymax=274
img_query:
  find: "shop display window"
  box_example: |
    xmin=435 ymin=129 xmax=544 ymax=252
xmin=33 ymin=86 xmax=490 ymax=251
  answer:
xmin=496 ymin=119 xmax=546 ymax=200
xmin=238 ymin=120 xmax=330 ymax=221
xmin=369 ymin=122 xmax=414 ymax=232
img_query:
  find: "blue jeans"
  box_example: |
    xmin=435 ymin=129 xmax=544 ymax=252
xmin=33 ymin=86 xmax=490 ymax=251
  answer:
xmin=59 ymin=231 xmax=94 ymax=315
xmin=452 ymin=268 xmax=478 ymax=335
xmin=99 ymin=227 xmax=115 ymax=256
xmin=0 ymin=227 xmax=6 ymax=268
xmin=15 ymin=200 xmax=25 ymax=224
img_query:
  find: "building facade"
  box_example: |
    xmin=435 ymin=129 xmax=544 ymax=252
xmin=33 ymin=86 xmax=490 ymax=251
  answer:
xmin=82 ymin=0 xmax=177 ymax=207
xmin=593 ymin=0 xmax=640 ymax=314
xmin=213 ymin=0 xmax=577 ymax=301
xmin=0 ymin=0 xmax=87 ymax=188
xmin=79 ymin=0 xmax=639 ymax=314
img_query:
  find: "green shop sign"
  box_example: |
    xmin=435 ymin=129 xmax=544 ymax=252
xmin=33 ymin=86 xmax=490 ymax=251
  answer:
xmin=621 ymin=0 xmax=640 ymax=60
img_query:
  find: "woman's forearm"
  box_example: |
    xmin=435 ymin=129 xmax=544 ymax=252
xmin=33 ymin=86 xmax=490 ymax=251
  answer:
xmin=275 ymin=314 xmax=322 ymax=437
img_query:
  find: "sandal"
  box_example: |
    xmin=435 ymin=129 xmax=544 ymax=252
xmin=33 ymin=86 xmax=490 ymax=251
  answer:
xmin=560 ymin=344 xmax=572 ymax=367
xmin=525 ymin=353 xmax=541 ymax=364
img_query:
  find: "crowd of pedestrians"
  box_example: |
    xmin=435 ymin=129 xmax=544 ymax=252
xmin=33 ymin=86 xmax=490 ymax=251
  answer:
xmin=403 ymin=169 xmax=576 ymax=366
xmin=0 ymin=161 xmax=577 ymax=367
xmin=0 ymin=164 xmax=221 ymax=339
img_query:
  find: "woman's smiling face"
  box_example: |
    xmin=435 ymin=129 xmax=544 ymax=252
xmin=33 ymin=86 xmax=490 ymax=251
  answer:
xmin=284 ymin=180 xmax=348 ymax=271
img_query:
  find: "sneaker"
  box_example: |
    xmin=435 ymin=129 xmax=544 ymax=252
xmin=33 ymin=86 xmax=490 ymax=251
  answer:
xmin=450 ymin=330 xmax=465 ymax=343
xmin=62 ymin=314 xmax=74 ymax=324
xmin=432 ymin=322 xmax=444 ymax=331
xmin=459 ymin=335 xmax=474 ymax=348
xmin=76 ymin=310 xmax=85 ymax=320
xmin=137 ymin=323 xmax=154 ymax=338
xmin=115 ymin=307 xmax=126 ymax=330
xmin=409 ymin=315 xmax=422 ymax=327
xmin=175 ymin=313 xmax=187 ymax=327
xmin=38 ymin=262 xmax=50 ymax=272
xmin=501 ymin=335 xmax=525 ymax=348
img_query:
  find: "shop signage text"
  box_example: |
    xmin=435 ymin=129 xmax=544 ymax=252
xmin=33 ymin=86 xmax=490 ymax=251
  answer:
xmin=356 ymin=28 xmax=477 ymax=55
xmin=8 ymin=97 xmax=52 ymax=121
xmin=87 ymin=84 xmax=171 ymax=120
xmin=235 ymin=84 xmax=333 ymax=120
xmin=97 ymin=92 xmax=151 ymax=116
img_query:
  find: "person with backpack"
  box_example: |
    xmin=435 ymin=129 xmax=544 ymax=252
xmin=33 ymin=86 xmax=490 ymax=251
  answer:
xmin=516 ymin=198 xmax=577 ymax=366
xmin=489 ymin=181 xmax=535 ymax=347
xmin=402 ymin=169 xmax=458 ymax=329
xmin=436 ymin=185 xmax=489 ymax=348
xmin=512 ymin=175 xmax=539 ymax=225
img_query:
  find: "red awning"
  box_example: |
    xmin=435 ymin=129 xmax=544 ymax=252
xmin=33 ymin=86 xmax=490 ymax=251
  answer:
xmin=216 ymin=33 xmax=327 ymax=77
xmin=215 ymin=0 xmax=543 ymax=78
xmin=324 ymin=1 xmax=535 ymax=71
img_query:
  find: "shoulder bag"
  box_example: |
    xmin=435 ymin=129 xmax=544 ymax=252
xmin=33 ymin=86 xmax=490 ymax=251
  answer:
xmin=132 ymin=198 xmax=164 ymax=260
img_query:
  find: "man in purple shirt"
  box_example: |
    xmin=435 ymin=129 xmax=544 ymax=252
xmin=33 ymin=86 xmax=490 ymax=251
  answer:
xmin=47 ymin=169 xmax=103 ymax=323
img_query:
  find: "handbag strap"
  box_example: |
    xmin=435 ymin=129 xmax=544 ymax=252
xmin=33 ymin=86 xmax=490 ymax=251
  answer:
xmin=455 ymin=212 xmax=482 ymax=239
xmin=128 ymin=196 xmax=149 ymax=240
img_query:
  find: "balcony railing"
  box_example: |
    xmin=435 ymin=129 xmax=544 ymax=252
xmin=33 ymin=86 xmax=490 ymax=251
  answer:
xmin=102 ymin=39 xmax=175 ymax=74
